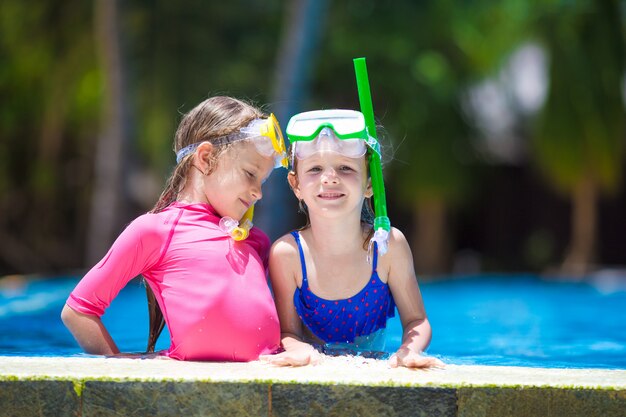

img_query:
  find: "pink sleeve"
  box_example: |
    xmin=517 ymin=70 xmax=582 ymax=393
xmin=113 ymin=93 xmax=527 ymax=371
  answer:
xmin=247 ymin=227 xmax=271 ymax=271
xmin=66 ymin=215 xmax=165 ymax=317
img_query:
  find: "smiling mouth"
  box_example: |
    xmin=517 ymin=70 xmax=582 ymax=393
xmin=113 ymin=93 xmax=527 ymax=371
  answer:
xmin=318 ymin=192 xmax=344 ymax=199
xmin=240 ymin=199 xmax=251 ymax=208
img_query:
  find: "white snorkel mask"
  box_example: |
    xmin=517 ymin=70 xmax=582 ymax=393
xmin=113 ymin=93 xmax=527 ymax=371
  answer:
xmin=287 ymin=109 xmax=380 ymax=160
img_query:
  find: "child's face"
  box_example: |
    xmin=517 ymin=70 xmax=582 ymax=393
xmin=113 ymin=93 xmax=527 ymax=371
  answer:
xmin=289 ymin=151 xmax=372 ymax=219
xmin=203 ymin=141 xmax=275 ymax=220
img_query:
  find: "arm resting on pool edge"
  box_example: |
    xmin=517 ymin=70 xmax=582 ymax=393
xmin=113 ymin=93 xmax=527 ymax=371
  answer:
xmin=61 ymin=304 xmax=120 ymax=355
xmin=259 ymin=332 xmax=321 ymax=366
xmin=389 ymin=317 xmax=444 ymax=369
xmin=260 ymin=236 xmax=321 ymax=366
xmin=383 ymin=228 xmax=443 ymax=369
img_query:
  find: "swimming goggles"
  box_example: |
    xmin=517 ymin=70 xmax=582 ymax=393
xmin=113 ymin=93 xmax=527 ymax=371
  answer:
xmin=286 ymin=109 xmax=380 ymax=160
xmin=176 ymin=114 xmax=288 ymax=169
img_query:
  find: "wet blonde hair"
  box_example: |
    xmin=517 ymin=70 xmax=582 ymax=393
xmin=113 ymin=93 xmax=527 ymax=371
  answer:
xmin=151 ymin=96 xmax=265 ymax=213
xmin=146 ymin=96 xmax=266 ymax=353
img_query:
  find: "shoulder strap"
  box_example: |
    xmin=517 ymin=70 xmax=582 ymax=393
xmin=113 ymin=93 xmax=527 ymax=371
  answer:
xmin=372 ymin=241 xmax=379 ymax=272
xmin=290 ymin=231 xmax=308 ymax=287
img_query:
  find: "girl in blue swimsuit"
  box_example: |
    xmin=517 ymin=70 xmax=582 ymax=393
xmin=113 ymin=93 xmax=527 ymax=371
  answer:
xmin=263 ymin=110 xmax=442 ymax=368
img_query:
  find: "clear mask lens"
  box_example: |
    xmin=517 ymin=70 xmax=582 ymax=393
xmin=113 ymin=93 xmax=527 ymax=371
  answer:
xmin=249 ymin=135 xmax=287 ymax=169
xmin=250 ymin=135 xmax=276 ymax=157
xmin=179 ymin=114 xmax=287 ymax=169
xmin=293 ymin=128 xmax=367 ymax=160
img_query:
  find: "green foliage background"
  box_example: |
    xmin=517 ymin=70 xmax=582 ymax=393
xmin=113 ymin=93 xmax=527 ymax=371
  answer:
xmin=0 ymin=0 xmax=624 ymax=275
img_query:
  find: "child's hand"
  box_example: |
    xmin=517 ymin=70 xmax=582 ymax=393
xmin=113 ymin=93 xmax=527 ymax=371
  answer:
xmin=389 ymin=347 xmax=444 ymax=369
xmin=259 ymin=345 xmax=322 ymax=367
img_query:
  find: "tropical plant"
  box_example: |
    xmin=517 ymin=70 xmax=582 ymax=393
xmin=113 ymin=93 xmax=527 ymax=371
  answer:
xmin=0 ymin=0 xmax=100 ymax=272
xmin=532 ymin=0 xmax=626 ymax=276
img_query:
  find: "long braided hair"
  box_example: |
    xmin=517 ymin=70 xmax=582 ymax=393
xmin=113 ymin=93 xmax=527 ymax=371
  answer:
xmin=145 ymin=96 xmax=265 ymax=353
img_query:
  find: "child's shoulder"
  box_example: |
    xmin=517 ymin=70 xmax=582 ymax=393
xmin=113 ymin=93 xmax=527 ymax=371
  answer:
xmin=269 ymin=231 xmax=303 ymax=280
xmin=374 ymin=227 xmax=415 ymax=281
xmin=388 ymin=226 xmax=408 ymax=244
xmin=121 ymin=209 xmax=184 ymax=241
xmin=131 ymin=210 xmax=173 ymax=230
xmin=270 ymin=231 xmax=300 ymax=258
xmin=124 ymin=211 xmax=161 ymax=233
xmin=380 ymin=226 xmax=412 ymax=260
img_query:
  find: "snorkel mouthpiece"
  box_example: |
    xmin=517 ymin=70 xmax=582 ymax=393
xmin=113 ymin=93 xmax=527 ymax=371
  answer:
xmin=368 ymin=218 xmax=390 ymax=264
xmin=219 ymin=217 xmax=252 ymax=241
xmin=219 ymin=206 xmax=255 ymax=241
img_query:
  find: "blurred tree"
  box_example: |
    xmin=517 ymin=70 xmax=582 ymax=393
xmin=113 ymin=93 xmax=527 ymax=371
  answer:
xmin=0 ymin=1 xmax=101 ymax=273
xmin=123 ymin=0 xmax=283 ymax=201
xmin=2 ymin=0 xmax=624 ymax=276
xmin=0 ymin=0 xmax=285 ymax=274
xmin=532 ymin=0 xmax=626 ymax=276
xmin=87 ymin=0 xmax=132 ymax=264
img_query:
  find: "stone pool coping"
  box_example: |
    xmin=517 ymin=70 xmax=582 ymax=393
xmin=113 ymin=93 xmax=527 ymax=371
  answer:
xmin=1 ymin=356 xmax=625 ymax=416
xmin=1 ymin=356 xmax=625 ymax=388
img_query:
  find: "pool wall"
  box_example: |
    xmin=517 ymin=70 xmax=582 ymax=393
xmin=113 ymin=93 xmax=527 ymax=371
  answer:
xmin=1 ymin=356 xmax=625 ymax=416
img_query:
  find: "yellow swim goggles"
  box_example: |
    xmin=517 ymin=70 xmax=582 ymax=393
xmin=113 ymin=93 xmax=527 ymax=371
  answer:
xmin=176 ymin=114 xmax=288 ymax=169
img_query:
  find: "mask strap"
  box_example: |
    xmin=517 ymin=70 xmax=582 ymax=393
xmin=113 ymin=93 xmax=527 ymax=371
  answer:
xmin=176 ymin=143 xmax=201 ymax=164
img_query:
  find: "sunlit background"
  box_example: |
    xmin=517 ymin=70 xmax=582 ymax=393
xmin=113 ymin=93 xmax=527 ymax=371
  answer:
xmin=1 ymin=0 xmax=625 ymax=278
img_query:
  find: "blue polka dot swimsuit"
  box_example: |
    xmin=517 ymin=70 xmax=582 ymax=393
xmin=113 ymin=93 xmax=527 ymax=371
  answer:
xmin=292 ymin=231 xmax=396 ymax=344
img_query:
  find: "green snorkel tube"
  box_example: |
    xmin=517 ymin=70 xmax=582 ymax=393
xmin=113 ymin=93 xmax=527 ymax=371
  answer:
xmin=353 ymin=57 xmax=391 ymax=256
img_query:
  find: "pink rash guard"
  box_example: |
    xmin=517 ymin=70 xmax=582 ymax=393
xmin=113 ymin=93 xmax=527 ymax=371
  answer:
xmin=66 ymin=202 xmax=280 ymax=361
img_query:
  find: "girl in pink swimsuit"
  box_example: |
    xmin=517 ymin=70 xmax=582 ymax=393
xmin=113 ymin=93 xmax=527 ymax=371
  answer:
xmin=62 ymin=96 xmax=287 ymax=361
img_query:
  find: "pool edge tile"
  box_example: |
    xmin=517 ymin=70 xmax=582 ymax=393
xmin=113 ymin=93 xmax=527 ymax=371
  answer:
xmin=0 ymin=379 xmax=79 ymax=417
xmin=457 ymin=386 xmax=626 ymax=417
xmin=271 ymin=384 xmax=457 ymax=417
xmin=82 ymin=380 xmax=269 ymax=417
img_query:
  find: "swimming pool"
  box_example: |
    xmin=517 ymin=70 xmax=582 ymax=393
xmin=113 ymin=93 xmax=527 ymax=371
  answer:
xmin=1 ymin=274 xmax=624 ymax=369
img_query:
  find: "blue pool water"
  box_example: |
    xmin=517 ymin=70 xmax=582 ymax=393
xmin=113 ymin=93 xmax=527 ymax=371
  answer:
xmin=1 ymin=274 xmax=625 ymax=369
